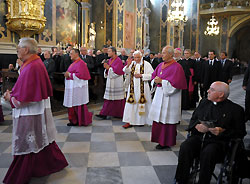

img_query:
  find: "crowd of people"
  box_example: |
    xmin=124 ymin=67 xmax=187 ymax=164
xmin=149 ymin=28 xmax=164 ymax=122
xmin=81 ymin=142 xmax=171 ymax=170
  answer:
xmin=0 ymin=37 xmax=249 ymax=184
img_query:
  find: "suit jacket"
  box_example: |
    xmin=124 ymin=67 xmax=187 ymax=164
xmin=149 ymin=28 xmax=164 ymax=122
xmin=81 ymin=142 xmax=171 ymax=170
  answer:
xmin=80 ymin=54 xmax=95 ymax=72
xmin=178 ymin=58 xmax=194 ymax=80
xmin=243 ymin=62 xmax=250 ymax=91
xmin=37 ymin=53 xmax=45 ymax=61
xmin=118 ymin=55 xmax=128 ymax=64
xmin=144 ymin=56 xmax=150 ymax=62
xmin=220 ymin=59 xmax=233 ymax=83
xmin=96 ymin=53 xmax=109 ymax=75
xmin=202 ymin=59 xmax=222 ymax=89
xmin=52 ymin=54 xmax=61 ymax=72
xmin=194 ymin=58 xmax=205 ymax=83
xmin=150 ymin=58 xmax=160 ymax=70
xmin=43 ymin=58 xmax=56 ymax=79
xmin=60 ymin=53 xmax=72 ymax=72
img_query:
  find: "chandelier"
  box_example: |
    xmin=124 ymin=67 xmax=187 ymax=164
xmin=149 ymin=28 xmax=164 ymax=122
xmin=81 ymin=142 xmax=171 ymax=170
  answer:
xmin=204 ymin=15 xmax=220 ymax=36
xmin=167 ymin=0 xmax=188 ymax=24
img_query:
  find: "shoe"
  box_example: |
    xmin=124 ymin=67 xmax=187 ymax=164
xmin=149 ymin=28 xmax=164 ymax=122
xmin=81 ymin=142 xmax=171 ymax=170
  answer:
xmin=95 ymin=114 xmax=107 ymax=120
xmin=155 ymin=144 xmax=170 ymax=150
xmin=122 ymin=123 xmax=132 ymax=129
xmin=67 ymin=122 xmax=77 ymax=126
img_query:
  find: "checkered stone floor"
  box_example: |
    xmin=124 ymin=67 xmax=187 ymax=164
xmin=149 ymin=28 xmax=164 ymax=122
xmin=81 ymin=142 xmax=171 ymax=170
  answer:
xmin=0 ymin=74 xmax=249 ymax=184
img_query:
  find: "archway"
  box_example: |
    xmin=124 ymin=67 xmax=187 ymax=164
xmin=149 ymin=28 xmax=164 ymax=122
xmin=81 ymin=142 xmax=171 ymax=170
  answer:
xmin=228 ymin=18 xmax=250 ymax=62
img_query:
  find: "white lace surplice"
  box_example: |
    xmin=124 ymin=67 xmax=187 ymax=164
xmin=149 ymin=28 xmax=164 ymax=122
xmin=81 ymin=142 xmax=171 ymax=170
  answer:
xmin=104 ymin=67 xmax=124 ymax=100
xmin=63 ymin=73 xmax=89 ymax=107
xmin=11 ymin=97 xmax=56 ymax=155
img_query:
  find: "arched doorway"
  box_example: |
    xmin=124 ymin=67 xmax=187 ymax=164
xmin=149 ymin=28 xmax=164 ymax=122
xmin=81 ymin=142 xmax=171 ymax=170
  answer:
xmin=228 ymin=17 xmax=250 ymax=62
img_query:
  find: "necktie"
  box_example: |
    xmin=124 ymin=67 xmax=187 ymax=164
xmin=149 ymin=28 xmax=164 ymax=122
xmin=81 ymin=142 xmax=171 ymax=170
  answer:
xmin=210 ymin=60 xmax=213 ymax=66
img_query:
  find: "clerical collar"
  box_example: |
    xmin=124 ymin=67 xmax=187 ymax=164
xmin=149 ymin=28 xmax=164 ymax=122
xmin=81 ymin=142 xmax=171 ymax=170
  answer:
xmin=213 ymin=102 xmax=217 ymax=105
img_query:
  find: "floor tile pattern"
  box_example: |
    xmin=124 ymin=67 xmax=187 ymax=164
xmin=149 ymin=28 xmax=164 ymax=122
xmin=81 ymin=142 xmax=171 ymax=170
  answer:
xmin=0 ymin=75 xmax=249 ymax=184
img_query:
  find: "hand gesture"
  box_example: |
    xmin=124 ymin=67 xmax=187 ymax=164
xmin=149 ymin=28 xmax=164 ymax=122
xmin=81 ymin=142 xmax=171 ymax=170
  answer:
xmin=154 ymin=76 xmax=162 ymax=84
xmin=126 ymin=58 xmax=132 ymax=66
xmin=104 ymin=63 xmax=110 ymax=70
xmin=64 ymin=71 xmax=70 ymax=78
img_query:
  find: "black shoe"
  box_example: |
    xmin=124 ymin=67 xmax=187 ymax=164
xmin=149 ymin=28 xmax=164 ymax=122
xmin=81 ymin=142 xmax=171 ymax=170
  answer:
xmin=155 ymin=144 xmax=170 ymax=150
xmin=95 ymin=114 xmax=107 ymax=120
xmin=67 ymin=122 xmax=77 ymax=126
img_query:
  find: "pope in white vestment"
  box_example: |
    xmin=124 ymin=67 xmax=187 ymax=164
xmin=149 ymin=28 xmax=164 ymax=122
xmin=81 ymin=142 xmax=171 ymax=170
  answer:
xmin=122 ymin=51 xmax=154 ymax=128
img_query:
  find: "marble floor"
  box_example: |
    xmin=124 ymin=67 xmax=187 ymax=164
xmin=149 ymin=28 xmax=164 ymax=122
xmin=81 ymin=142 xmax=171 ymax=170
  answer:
xmin=0 ymin=75 xmax=249 ymax=184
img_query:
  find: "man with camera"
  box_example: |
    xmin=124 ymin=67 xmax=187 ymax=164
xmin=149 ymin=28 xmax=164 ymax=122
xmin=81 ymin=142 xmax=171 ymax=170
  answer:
xmin=174 ymin=81 xmax=246 ymax=184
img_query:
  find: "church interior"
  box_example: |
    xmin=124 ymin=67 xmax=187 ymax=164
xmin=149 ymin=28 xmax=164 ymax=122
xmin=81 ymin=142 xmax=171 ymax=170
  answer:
xmin=0 ymin=0 xmax=250 ymax=184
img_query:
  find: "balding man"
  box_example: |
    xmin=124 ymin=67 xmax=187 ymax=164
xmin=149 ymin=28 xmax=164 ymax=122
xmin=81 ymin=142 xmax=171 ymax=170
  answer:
xmin=3 ymin=38 xmax=68 ymax=184
xmin=43 ymin=50 xmax=56 ymax=80
xmin=118 ymin=48 xmax=128 ymax=64
xmin=149 ymin=45 xmax=187 ymax=149
xmin=175 ymin=81 xmax=246 ymax=184
xmin=80 ymin=46 xmax=95 ymax=72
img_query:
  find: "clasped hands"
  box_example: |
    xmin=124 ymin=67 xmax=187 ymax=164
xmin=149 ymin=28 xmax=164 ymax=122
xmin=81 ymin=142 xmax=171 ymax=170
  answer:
xmin=103 ymin=63 xmax=110 ymax=70
xmin=195 ymin=123 xmax=225 ymax=136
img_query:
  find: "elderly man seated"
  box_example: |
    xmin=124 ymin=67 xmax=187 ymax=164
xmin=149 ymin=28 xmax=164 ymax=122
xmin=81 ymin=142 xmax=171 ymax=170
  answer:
xmin=174 ymin=81 xmax=246 ymax=184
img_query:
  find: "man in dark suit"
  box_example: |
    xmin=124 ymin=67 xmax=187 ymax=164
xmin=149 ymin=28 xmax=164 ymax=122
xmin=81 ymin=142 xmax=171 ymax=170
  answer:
xmin=151 ymin=52 xmax=163 ymax=69
xmin=118 ymin=48 xmax=128 ymax=64
xmin=149 ymin=53 xmax=159 ymax=70
xmin=202 ymin=50 xmax=222 ymax=98
xmin=37 ymin=47 xmax=45 ymax=61
xmin=80 ymin=47 xmax=95 ymax=72
xmin=51 ymin=47 xmax=61 ymax=72
xmin=95 ymin=45 xmax=110 ymax=95
xmin=194 ymin=51 xmax=205 ymax=99
xmin=219 ymin=52 xmax=233 ymax=84
xmin=60 ymin=45 xmax=72 ymax=72
xmin=96 ymin=45 xmax=109 ymax=75
xmin=43 ymin=50 xmax=56 ymax=81
xmin=243 ymin=62 xmax=250 ymax=120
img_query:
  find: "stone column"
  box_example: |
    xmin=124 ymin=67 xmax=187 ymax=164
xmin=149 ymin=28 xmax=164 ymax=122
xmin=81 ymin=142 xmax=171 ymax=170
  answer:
xmin=81 ymin=1 xmax=91 ymax=47
xmin=143 ymin=6 xmax=151 ymax=50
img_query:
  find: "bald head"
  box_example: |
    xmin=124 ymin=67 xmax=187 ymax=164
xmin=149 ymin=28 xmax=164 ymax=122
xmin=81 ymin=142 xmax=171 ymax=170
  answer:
xmin=162 ymin=45 xmax=174 ymax=62
xmin=208 ymin=81 xmax=230 ymax=102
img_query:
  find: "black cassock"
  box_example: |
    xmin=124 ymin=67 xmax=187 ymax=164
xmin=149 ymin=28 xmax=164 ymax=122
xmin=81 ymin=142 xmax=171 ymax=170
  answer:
xmin=175 ymin=99 xmax=246 ymax=184
xmin=178 ymin=58 xmax=195 ymax=110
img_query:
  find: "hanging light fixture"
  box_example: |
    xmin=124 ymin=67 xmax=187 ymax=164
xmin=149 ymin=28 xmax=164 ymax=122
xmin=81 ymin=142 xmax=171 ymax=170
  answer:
xmin=167 ymin=0 xmax=188 ymax=24
xmin=204 ymin=15 xmax=220 ymax=36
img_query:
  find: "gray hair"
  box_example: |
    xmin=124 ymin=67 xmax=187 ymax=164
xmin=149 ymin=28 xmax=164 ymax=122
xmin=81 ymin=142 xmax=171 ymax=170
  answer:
xmin=18 ymin=37 xmax=38 ymax=54
xmin=133 ymin=50 xmax=142 ymax=57
xmin=184 ymin=49 xmax=191 ymax=53
xmin=164 ymin=45 xmax=174 ymax=56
